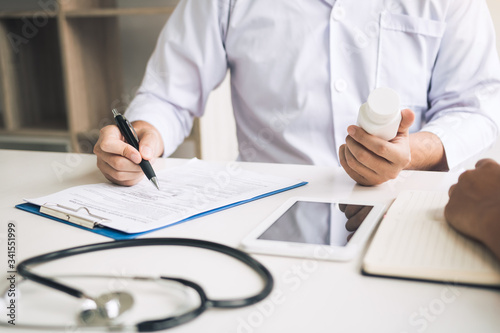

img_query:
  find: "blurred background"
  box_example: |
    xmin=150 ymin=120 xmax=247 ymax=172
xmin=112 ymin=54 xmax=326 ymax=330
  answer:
xmin=0 ymin=0 xmax=498 ymax=162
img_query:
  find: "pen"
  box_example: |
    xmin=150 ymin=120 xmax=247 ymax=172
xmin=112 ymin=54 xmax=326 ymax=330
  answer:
xmin=111 ymin=109 xmax=160 ymax=190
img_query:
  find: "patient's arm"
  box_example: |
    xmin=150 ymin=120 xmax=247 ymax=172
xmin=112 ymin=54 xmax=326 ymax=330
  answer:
xmin=445 ymin=159 xmax=500 ymax=261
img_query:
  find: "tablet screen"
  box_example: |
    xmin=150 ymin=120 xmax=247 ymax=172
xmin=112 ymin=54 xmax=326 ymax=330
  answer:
xmin=257 ymin=201 xmax=374 ymax=247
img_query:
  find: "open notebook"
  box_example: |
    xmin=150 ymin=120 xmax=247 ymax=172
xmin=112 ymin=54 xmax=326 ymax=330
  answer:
xmin=363 ymin=191 xmax=500 ymax=287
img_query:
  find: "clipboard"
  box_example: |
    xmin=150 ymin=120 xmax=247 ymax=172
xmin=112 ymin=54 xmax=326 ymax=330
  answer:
xmin=16 ymin=202 xmax=138 ymax=240
xmin=16 ymin=181 xmax=308 ymax=240
xmin=39 ymin=203 xmax=108 ymax=229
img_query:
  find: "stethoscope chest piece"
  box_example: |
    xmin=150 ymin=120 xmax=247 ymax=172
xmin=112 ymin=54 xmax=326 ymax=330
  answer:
xmin=79 ymin=291 xmax=134 ymax=326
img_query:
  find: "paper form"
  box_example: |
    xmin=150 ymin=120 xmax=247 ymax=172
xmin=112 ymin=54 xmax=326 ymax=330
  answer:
xmin=26 ymin=159 xmax=305 ymax=233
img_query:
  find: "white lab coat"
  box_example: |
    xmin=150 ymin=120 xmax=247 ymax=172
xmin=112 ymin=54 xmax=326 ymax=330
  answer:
xmin=126 ymin=0 xmax=500 ymax=169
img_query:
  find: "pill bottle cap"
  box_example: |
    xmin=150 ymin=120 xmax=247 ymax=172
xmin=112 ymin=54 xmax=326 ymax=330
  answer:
xmin=366 ymin=87 xmax=400 ymax=124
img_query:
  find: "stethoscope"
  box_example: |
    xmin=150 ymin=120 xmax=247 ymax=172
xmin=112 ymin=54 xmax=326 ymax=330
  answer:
xmin=1 ymin=238 xmax=274 ymax=332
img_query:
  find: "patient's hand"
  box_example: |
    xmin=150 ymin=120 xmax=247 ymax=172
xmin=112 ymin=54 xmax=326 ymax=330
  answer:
xmin=445 ymin=159 xmax=500 ymax=261
xmin=339 ymin=204 xmax=373 ymax=241
xmin=339 ymin=204 xmax=372 ymax=232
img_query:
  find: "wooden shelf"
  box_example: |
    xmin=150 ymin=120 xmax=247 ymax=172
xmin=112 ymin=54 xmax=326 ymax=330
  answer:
xmin=0 ymin=0 xmax=194 ymax=155
xmin=0 ymin=128 xmax=69 ymax=138
xmin=0 ymin=129 xmax=71 ymax=152
xmin=0 ymin=11 xmax=58 ymax=19
xmin=0 ymin=7 xmax=175 ymax=18
xmin=0 ymin=17 xmax=67 ymax=132
xmin=64 ymin=7 xmax=175 ymax=17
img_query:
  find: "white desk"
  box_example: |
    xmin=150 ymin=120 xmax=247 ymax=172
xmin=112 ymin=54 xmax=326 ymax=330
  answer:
xmin=1 ymin=148 xmax=499 ymax=333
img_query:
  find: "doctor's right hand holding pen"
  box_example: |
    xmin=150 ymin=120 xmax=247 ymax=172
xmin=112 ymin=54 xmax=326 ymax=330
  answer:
xmin=94 ymin=120 xmax=164 ymax=187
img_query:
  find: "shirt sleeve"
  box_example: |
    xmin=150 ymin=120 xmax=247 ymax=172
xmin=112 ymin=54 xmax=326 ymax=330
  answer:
xmin=124 ymin=0 xmax=230 ymax=157
xmin=422 ymin=0 xmax=500 ymax=170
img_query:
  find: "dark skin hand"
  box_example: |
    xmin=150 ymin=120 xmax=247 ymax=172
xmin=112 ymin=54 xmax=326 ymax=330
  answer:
xmin=339 ymin=204 xmax=373 ymax=241
xmin=445 ymin=159 xmax=500 ymax=261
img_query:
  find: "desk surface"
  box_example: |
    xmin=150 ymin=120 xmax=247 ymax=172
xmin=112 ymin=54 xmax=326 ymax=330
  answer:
xmin=1 ymin=148 xmax=500 ymax=333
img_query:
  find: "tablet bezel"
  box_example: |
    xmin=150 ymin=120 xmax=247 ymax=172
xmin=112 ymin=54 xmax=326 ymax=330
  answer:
xmin=241 ymin=197 xmax=386 ymax=261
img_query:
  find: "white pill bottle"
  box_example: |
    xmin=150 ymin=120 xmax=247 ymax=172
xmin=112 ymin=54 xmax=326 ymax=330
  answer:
xmin=357 ymin=87 xmax=401 ymax=141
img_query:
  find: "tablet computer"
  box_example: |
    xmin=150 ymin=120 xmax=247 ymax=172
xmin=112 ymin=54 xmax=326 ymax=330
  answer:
xmin=241 ymin=198 xmax=386 ymax=261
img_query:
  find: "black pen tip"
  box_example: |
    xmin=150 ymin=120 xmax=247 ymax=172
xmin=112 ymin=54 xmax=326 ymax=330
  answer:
xmin=151 ymin=177 xmax=160 ymax=190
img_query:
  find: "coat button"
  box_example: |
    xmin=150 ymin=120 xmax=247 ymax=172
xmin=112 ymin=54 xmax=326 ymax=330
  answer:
xmin=335 ymin=79 xmax=347 ymax=92
xmin=332 ymin=7 xmax=346 ymax=22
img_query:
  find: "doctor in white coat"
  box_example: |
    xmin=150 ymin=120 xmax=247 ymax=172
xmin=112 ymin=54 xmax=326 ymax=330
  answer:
xmin=94 ymin=0 xmax=500 ymax=186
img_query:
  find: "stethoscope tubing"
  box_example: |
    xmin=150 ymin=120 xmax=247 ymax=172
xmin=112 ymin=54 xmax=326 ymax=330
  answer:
xmin=7 ymin=238 xmax=274 ymax=332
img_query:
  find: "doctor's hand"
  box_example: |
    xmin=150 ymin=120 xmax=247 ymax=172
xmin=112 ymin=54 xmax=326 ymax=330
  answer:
xmin=445 ymin=159 xmax=500 ymax=261
xmin=339 ymin=108 xmax=415 ymax=186
xmin=94 ymin=121 xmax=164 ymax=186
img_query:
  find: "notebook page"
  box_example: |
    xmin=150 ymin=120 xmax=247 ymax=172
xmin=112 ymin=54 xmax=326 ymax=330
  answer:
xmin=363 ymin=191 xmax=500 ymax=286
